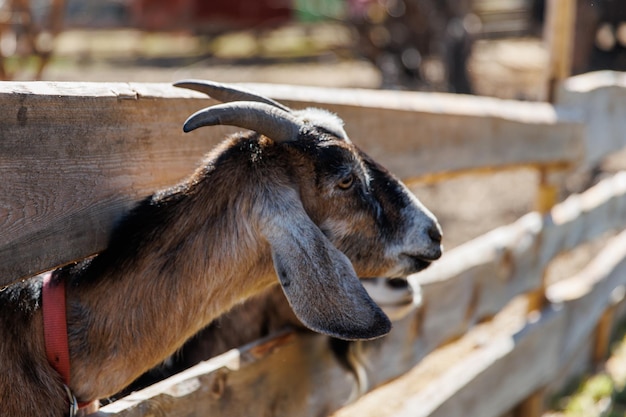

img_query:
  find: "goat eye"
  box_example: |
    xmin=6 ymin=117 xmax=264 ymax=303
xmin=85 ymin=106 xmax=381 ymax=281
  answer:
xmin=337 ymin=174 xmax=355 ymax=190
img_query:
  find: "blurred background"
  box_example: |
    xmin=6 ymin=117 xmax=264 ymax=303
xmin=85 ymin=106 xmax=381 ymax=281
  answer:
xmin=1 ymin=0 xmax=624 ymax=100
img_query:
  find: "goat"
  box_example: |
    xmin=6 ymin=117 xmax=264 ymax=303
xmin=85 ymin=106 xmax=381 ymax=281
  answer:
xmin=0 ymin=80 xmax=442 ymax=416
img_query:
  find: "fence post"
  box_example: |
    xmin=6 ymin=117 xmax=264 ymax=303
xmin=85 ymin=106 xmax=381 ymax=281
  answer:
xmin=512 ymin=389 xmax=544 ymax=417
xmin=593 ymin=306 xmax=616 ymax=364
xmin=527 ymin=168 xmax=560 ymax=313
xmin=544 ymin=0 xmax=576 ymax=102
xmin=517 ymin=168 xmax=561 ymax=416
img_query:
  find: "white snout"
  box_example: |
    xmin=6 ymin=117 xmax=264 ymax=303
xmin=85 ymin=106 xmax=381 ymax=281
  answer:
xmin=382 ymin=192 xmax=442 ymax=277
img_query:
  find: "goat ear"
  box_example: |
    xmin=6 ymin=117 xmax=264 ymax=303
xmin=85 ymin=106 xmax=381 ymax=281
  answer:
xmin=262 ymin=199 xmax=391 ymax=341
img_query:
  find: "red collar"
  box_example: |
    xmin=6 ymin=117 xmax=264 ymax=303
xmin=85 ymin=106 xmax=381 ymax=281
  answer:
xmin=42 ymin=272 xmax=72 ymax=385
xmin=42 ymin=272 xmax=94 ymax=413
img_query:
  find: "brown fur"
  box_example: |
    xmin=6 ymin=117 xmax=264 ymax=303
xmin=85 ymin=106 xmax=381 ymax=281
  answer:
xmin=0 ymin=111 xmax=441 ymax=416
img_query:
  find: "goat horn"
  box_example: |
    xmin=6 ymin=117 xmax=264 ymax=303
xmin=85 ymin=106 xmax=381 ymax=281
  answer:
xmin=174 ymin=79 xmax=292 ymax=112
xmin=183 ymin=101 xmax=302 ymax=143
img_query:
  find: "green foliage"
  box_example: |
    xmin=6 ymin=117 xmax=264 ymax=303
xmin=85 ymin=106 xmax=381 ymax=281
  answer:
xmin=549 ymin=319 xmax=626 ymax=417
xmin=562 ymin=374 xmax=613 ymax=416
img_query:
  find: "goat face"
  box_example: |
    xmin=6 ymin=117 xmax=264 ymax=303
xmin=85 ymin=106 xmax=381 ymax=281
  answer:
xmin=289 ymin=127 xmax=442 ymax=279
xmin=176 ymin=80 xmax=442 ymax=341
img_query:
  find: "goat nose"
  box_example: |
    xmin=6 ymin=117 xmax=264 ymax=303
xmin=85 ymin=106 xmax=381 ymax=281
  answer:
xmin=428 ymin=223 xmax=443 ymax=245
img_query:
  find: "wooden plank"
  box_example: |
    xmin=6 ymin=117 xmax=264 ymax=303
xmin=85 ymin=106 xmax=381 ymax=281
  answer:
xmin=245 ymin=83 xmax=585 ymax=181
xmin=1 ymin=82 xmax=585 ymax=287
xmin=557 ymin=71 xmax=626 ymax=168
xmin=593 ymin=306 xmax=615 ymax=363
xmin=542 ymin=171 xmax=626 ymax=262
xmin=522 ymin=163 xmax=606 ymax=316
xmin=545 ymin=0 xmax=576 ymax=102
xmin=96 ymin=330 xmax=357 ymax=417
xmin=410 ymin=212 xmax=543 ymax=354
xmin=400 ymin=308 xmax=564 ymax=417
xmin=513 ymin=390 xmax=546 ymax=417
xmin=0 ymin=82 xmax=235 ymax=284
xmin=546 ymin=231 xmax=626 ymax=361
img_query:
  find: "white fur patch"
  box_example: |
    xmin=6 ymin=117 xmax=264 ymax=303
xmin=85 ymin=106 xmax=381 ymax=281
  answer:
xmin=294 ymin=108 xmax=349 ymax=141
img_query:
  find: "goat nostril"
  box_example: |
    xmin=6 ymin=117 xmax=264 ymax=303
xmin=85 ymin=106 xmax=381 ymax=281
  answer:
xmin=428 ymin=225 xmax=442 ymax=244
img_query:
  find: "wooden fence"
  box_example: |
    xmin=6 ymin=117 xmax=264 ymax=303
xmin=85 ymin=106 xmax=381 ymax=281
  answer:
xmin=3 ymin=70 xmax=626 ymax=416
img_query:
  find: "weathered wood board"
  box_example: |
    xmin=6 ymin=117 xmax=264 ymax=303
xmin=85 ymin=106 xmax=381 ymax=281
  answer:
xmin=96 ymin=331 xmax=358 ymax=417
xmin=394 ymin=309 xmax=565 ymax=417
xmin=245 ymin=83 xmax=584 ymax=181
xmin=1 ymin=81 xmax=584 ymax=287
xmin=0 ymin=82 xmax=229 ymax=283
xmin=558 ymin=71 xmax=626 ymax=167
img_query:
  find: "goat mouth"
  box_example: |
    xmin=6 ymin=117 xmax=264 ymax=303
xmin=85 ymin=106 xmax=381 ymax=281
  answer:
xmin=400 ymin=253 xmax=433 ymax=273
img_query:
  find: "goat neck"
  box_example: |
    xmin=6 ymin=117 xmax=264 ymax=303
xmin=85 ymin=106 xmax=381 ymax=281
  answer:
xmin=62 ymin=135 xmax=282 ymax=402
